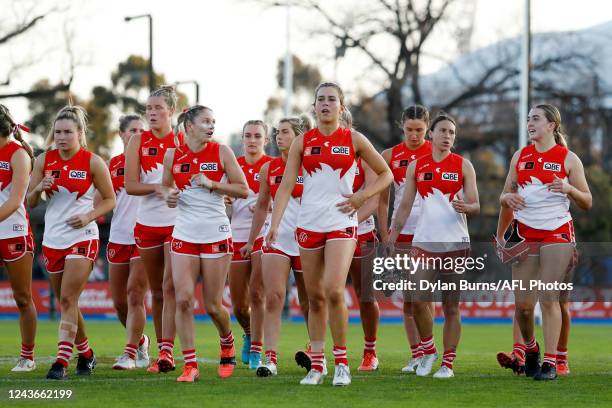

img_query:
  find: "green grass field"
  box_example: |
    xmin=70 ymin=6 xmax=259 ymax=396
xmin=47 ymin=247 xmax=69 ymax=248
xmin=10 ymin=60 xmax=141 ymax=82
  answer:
xmin=0 ymin=320 xmax=610 ymax=407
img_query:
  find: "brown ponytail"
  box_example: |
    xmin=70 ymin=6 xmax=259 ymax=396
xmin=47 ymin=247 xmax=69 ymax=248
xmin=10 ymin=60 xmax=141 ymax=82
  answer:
xmin=535 ymin=104 xmax=568 ymax=147
xmin=0 ymin=104 xmax=35 ymax=160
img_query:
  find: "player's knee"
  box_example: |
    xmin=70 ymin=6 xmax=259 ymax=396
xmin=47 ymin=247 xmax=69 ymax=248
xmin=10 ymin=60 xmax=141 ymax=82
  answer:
xmin=127 ymin=287 xmax=146 ymax=307
xmin=538 ymin=301 xmax=559 ymax=312
xmin=176 ymin=295 xmax=194 ymax=313
xmin=265 ymin=290 xmax=284 ymax=311
xmin=59 ymin=294 xmax=76 ymax=311
xmin=325 ymin=288 xmax=344 ymax=307
xmin=206 ymin=302 xmax=223 ymax=320
xmin=515 ymin=303 xmax=534 ymax=319
xmin=12 ymin=291 xmax=32 ymax=310
xmin=250 ymin=287 xmax=265 ymax=308
xmin=308 ymin=292 xmax=325 ymax=312
xmin=403 ymin=302 xmax=414 ymax=317
xmin=442 ymin=302 xmax=459 ymax=318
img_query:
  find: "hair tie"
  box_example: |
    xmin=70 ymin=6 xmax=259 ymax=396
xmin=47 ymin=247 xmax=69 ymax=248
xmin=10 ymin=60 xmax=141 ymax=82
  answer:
xmin=17 ymin=124 xmax=30 ymax=133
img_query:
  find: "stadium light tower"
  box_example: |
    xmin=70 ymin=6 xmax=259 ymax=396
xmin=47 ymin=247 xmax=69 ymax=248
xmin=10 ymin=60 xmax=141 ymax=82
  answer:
xmin=175 ymin=80 xmax=200 ymax=104
xmin=124 ymin=14 xmax=155 ymax=91
xmin=519 ymin=0 xmax=531 ymax=148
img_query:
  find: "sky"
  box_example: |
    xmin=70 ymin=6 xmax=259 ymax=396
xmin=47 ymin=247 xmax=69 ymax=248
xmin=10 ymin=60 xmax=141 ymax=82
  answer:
xmin=1 ymin=0 xmax=611 ymax=149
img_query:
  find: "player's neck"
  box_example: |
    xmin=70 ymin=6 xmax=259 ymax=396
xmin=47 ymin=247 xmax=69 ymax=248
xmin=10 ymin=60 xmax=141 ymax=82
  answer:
xmin=58 ymin=146 xmax=81 ymax=161
xmin=186 ymin=138 xmax=206 ymax=153
xmin=534 ymin=137 xmax=556 ymax=153
xmin=245 ymin=152 xmax=264 ymax=165
xmin=281 ymin=151 xmax=288 ymax=162
xmin=431 ymin=148 xmax=450 ymax=163
xmin=319 ymin=122 xmax=339 ymax=136
xmin=0 ymin=137 xmax=8 ymax=149
xmin=151 ymin=126 xmax=171 ymax=139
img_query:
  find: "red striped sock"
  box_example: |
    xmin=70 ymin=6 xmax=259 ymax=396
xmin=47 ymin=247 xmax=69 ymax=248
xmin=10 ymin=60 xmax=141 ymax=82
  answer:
xmin=411 ymin=342 xmax=423 ymax=358
xmin=220 ymin=331 xmax=234 ymax=351
xmin=157 ymin=338 xmax=163 ymax=352
xmin=160 ymin=339 xmax=174 ymax=354
xmin=364 ymin=337 xmax=376 ymax=354
xmin=182 ymin=348 xmax=198 ymax=368
xmin=543 ymin=353 xmax=556 ymax=367
xmin=75 ymin=338 xmax=93 ymax=359
xmin=420 ymin=336 xmax=436 ymax=355
xmin=441 ymin=349 xmax=457 ymax=369
xmin=556 ymin=347 xmax=568 ymax=363
xmin=250 ymin=341 xmax=263 ymax=354
xmin=124 ymin=344 xmax=137 ymax=360
xmin=525 ymin=337 xmax=538 ymax=353
xmin=333 ymin=345 xmax=348 ymax=366
xmin=56 ymin=341 xmax=73 ymax=367
xmin=265 ymin=350 xmax=277 ymax=365
xmin=513 ymin=343 xmax=526 ymax=360
xmin=138 ymin=336 xmax=145 ymax=347
xmin=20 ymin=343 xmax=34 ymax=361
xmin=310 ymin=351 xmax=325 ymax=373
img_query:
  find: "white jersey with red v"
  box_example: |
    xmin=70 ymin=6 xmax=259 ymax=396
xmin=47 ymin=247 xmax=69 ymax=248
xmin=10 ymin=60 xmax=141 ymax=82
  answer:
xmin=299 ymin=127 xmax=358 ymax=232
xmin=172 ymin=142 xmax=231 ymax=243
xmin=352 ymin=158 xmax=375 ymax=235
xmin=138 ymin=130 xmax=183 ymax=227
xmin=109 ymin=154 xmax=139 ymax=245
xmin=390 ymin=140 xmax=432 ymax=235
xmin=0 ymin=141 xmax=29 ymax=238
xmin=514 ymin=143 xmax=571 ymax=230
xmin=42 ymin=148 xmax=98 ymax=248
xmin=412 ymin=152 xmax=469 ymax=248
xmin=265 ymin=156 xmax=303 ymax=255
xmin=231 ymin=154 xmax=273 ymax=242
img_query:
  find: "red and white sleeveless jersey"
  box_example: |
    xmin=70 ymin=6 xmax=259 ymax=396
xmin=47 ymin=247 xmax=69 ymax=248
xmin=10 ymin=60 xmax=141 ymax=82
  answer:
xmin=0 ymin=141 xmax=28 ymax=238
xmin=231 ymin=154 xmax=273 ymax=242
xmin=413 ymin=153 xmax=469 ymax=250
xmin=299 ymin=127 xmax=358 ymax=232
xmin=514 ymin=144 xmax=571 ymax=230
xmin=352 ymin=158 xmax=375 ymax=235
xmin=109 ymin=154 xmax=139 ymax=245
xmin=172 ymin=142 xmax=230 ymax=243
xmin=390 ymin=140 xmax=431 ymax=235
xmin=265 ymin=157 xmax=303 ymax=256
xmin=137 ymin=130 xmax=181 ymax=227
xmin=42 ymin=148 xmax=98 ymax=248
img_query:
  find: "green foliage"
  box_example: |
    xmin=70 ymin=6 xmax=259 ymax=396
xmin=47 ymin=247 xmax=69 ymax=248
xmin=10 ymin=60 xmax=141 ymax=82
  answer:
xmin=1 ymin=321 xmax=610 ymax=407
xmin=25 ymin=55 xmax=187 ymax=158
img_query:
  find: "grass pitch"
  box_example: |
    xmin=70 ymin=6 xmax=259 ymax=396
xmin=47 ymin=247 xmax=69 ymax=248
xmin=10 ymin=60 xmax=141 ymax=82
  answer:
xmin=0 ymin=320 xmax=610 ymax=407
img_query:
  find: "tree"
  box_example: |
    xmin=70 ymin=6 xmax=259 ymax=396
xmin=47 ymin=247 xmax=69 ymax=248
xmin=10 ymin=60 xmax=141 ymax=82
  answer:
xmin=0 ymin=1 xmax=72 ymax=100
xmin=264 ymin=54 xmax=322 ymax=124
xmin=26 ymin=55 xmax=188 ymax=158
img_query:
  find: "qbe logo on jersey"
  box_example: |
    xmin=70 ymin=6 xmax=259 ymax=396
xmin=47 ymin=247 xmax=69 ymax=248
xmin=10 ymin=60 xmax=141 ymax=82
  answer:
xmin=331 ymin=146 xmax=350 ymax=155
xmin=0 ymin=161 xmax=10 ymax=170
xmin=200 ymin=162 xmax=217 ymax=172
xmin=543 ymin=162 xmax=561 ymax=172
xmin=442 ymin=172 xmax=459 ymax=181
xmin=69 ymin=170 xmax=87 ymax=180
